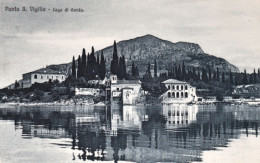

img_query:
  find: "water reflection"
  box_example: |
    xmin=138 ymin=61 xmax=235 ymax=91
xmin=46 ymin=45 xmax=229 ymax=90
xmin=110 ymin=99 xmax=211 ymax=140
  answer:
xmin=0 ymin=104 xmax=260 ymax=162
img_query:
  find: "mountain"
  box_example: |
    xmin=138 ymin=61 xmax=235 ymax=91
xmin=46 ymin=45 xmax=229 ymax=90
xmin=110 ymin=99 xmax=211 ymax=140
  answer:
xmin=47 ymin=34 xmax=239 ymax=76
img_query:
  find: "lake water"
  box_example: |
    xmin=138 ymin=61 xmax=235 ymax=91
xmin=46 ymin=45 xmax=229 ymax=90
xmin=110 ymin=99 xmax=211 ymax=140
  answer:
xmin=0 ymin=104 xmax=260 ymax=163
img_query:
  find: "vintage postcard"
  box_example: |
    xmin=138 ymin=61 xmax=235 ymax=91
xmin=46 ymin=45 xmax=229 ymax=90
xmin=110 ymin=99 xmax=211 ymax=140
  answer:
xmin=0 ymin=0 xmax=260 ymax=162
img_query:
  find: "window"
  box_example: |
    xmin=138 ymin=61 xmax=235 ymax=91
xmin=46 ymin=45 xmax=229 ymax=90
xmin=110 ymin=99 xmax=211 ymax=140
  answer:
xmin=177 ymin=85 xmax=179 ymax=90
xmin=168 ymin=92 xmax=171 ymax=98
xmin=172 ymin=85 xmax=175 ymax=90
xmin=117 ymin=88 xmax=119 ymax=91
xmin=181 ymin=92 xmax=184 ymax=98
xmin=41 ymin=75 xmax=43 ymax=79
xmin=172 ymin=92 xmax=175 ymax=98
xmin=185 ymin=85 xmax=188 ymax=90
xmin=181 ymin=86 xmax=183 ymax=90
xmin=176 ymin=92 xmax=179 ymax=98
xmin=168 ymin=85 xmax=170 ymax=89
xmin=62 ymin=76 xmax=64 ymax=79
xmin=185 ymin=92 xmax=188 ymax=98
xmin=34 ymin=74 xmax=37 ymax=79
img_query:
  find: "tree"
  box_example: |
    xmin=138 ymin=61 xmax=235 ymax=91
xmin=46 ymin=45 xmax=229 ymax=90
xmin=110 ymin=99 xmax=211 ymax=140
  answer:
xmin=197 ymin=71 xmax=201 ymax=81
xmin=14 ymin=80 xmax=20 ymax=90
xmin=90 ymin=46 xmax=97 ymax=79
xmin=216 ymin=67 xmax=220 ymax=81
xmin=147 ymin=62 xmax=151 ymax=74
xmin=182 ymin=62 xmax=187 ymax=80
xmin=135 ymin=66 xmax=139 ymax=77
xmin=253 ymin=68 xmax=257 ymax=83
xmin=154 ymin=59 xmax=157 ymax=78
xmin=222 ymin=71 xmax=225 ymax=83
xmin=216 ymin=91 xmax=223 ymax=101
xmin=110 ymin=41 xmax=119 ymax=75
xmin=131 ymin=61 xmax=136 ymax=76
xmin=202 ymin=68 xmax=208 ymax=82
xmin=118 ymin=55 xmax=127 ymax=80
xmin=86 ymin=53 xmax=91 ymax=79
xmin=99 ymin=51 xmax=106 ymax=80
xmin=192 ymin=67 xmax=197 ymax=81
xmin=72 ymin=56 xmax=76 ymax=78
xmin=208 ymin=67 xmax=212 ymax=81
xmin=213 ymin=71 xmax=217 ymax=80
xmin=229 ymin=69 xmax=233 ymax=84
xmin=118 ymin=57 xmax=123 ymax=79
xmin=177 ymin=64 xmax=182 ymax=80
xmin=243 ymin=69 xmax=248 ymax=85
xmin=81 ymin=48 xmax=87 ymax=79
xmin=249 ymin=74 xmax=254 ymax=84
xmin=77 ymin=55 xmax=82 ymax=78
xmin=97 ymin=53 xmax=100 ymax=76
xmin=122 ymin=55 xmax=127 ymax=79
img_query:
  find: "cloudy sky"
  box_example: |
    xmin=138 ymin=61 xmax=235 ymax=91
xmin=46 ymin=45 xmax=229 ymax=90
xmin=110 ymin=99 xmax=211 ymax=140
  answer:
xmin=0 ymin=0 xmax=260 ymax=88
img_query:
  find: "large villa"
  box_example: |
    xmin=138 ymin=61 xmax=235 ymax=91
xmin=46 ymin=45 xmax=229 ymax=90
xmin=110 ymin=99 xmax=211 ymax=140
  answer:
xmin=161 ymin=79 xmax=197 ymax=104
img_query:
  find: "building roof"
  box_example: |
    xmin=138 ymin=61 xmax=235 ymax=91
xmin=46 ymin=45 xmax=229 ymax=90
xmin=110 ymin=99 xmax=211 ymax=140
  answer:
xmin=162 ymin=79 xmax=187 ymax=84
xmin=112 ymin=80 xmax=141 ymax=85
xmin=23 ymin=68 xmax=66 ymax=75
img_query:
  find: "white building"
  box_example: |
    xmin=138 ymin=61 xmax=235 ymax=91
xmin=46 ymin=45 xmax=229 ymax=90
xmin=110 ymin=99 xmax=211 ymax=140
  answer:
xmin=107 ymin=75 xmax=142 ymax=105
xmin=75 ymin=87 xmax=105 ymax=96
xmin=161 ymin=79 xmax=197 ymax=104
xmin=22 ymin=68 xmax=66 ymax=88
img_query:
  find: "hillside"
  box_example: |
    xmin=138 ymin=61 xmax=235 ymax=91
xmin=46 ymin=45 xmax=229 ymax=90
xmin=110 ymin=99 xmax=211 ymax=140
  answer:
xmin=47 ymin=34 xmax=239 ymax=76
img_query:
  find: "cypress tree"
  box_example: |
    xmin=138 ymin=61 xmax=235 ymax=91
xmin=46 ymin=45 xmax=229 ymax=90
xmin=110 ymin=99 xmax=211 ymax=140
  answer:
xmin=118 ymin=57 xmax=123 ymax=79
xmin=178 ymin=64 xmax=182 ymax=80
xmin=110 ymin=41 xmax=119 ymax=75
xmin=253 ymin=68 xmax=257 ymax=83
xmin=202 ymin=68 xmax=208 ymax=82
xmin=197 ymin=71 xmax=201 ymax=81
xmin=99 ymin=51 xmax=106 ymax=80
xmin=97 ymin=53 xmax=100 ymax=77
xmin=147 ymin=62 xmax=151 ymax=74
xmin=132 ymin=61 xmax=136 ymax=76
xmin=77 ymin=55 xmax=82 ymax=78
xmin=91 ymin=46 xmax=97 ymax=79
xmin=192 ymin=67 xmax=196 ymax=81
xmin=122 ymin=55 xmax=127 ymax=79
xmin=213 ymin=71 xmax=217 ymax=80
xmin=249 ymin=74 xmax=254 ymax=84
xmin=222 ymin=71 xmax=225 ymax=83
xmin=243 ymin=69 xmax=248 ymax=85
xmin=216 ymin=67 xmax=220 ymax=81
xmin=86 ymin=53 xmax=91 ymax=79
xmin=14 ymin=80 xmax=19 ymax=90
xmin=81 ymin=48 xmax=87 ymax=79
xmin=135 ymin=65 xmax=139 ymax=77
xmin=182 ymin=62 xmax=186 ymax=80
xmin=72 ymin=56 xmax=76 ymax=78
xmin=229 ymin=69 xmax=233 ymax=84
xmin=208 ymin=67 xmax=212 ymax=81
xmin=154 ymin=59 xmax=157 ymax=78
xmin=175 ymin=66 xmax=178 ymax=80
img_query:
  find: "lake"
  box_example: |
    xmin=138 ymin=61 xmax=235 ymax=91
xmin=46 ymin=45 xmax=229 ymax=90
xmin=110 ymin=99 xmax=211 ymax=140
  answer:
xmin=0 ymin=104 xmax=260 ymax=163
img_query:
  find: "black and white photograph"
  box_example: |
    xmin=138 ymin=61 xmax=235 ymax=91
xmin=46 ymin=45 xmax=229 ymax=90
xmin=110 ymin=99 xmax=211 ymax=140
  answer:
xmin=1 ymin=0 xmax=260 ymax=162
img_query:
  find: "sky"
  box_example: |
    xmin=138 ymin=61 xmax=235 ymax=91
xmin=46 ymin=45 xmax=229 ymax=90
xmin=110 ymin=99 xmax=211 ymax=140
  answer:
xmin=0 ymin=0 xmax=260 ymax=88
